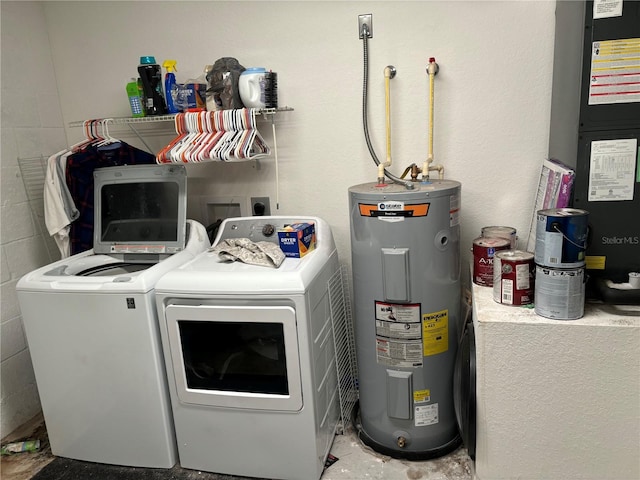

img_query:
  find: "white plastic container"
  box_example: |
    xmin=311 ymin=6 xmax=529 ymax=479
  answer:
xmin=239 ymin=67 xmax=266 ymax=108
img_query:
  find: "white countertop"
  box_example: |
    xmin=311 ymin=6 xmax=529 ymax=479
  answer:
xmin=472 ymin=280 xmax=640 ymax=328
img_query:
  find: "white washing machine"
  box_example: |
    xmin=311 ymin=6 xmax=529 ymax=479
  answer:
xmin=154 ymin=216 xmax=342 ymax=480
xmin=16 ymin=165 xmax=209 ymax=468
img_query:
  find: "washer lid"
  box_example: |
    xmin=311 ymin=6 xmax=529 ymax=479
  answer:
xmin=454 ymin=319 xmax=476 ymax=461
xmin=93 ymin=164 xmax=188 ymax=255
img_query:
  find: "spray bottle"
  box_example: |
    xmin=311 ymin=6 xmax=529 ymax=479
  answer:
xmin=163 ymin=60 xmax=179 ymax=114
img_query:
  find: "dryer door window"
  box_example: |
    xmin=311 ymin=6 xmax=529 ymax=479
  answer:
xmin=165 ymin=304 xmax=302 ymax=411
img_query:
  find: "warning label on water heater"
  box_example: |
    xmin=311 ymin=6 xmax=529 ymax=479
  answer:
xmin=375 ymin=301 xmax=423 ymax=367
xmin=422 ymin=309 xmax=449 ymax=356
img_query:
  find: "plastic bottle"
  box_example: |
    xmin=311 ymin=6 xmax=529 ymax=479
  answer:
xmin=163 ymin=60 xmax=179 ymax=114
xmin=137 ymin=56 xmax=167 ymax=116
xmin=126 ymin=78 xmax=145 ymax=117
xmin=239 ymin=67 xmax=267 ymax=108
xmin=1 ymin=440 xmax=41 ymax=455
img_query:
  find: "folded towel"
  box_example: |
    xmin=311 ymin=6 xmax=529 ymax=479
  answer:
xmin=210 ymin=238 xmax=285 ymax=268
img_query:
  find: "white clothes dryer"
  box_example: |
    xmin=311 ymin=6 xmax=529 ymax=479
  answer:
xmin=16 ymin=165 xmax=209 ymax=468
xmin=154 ymin=216 xmax=342 ymax=480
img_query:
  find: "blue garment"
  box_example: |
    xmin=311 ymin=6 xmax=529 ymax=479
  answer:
xmin=66 ymin=143 xmax=156 ymax=255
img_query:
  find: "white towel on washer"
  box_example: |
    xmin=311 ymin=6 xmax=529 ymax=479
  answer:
xmin=210 ymin=238 xmax=285 ymax=268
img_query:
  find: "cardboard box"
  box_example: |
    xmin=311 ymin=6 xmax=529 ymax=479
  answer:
xmin=278 ymin=223 xmax=316 ymax=258
xmin=176 ymin=83 xmax=207 ymax=110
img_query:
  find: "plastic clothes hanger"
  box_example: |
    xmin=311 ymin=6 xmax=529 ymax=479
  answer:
xmin=188 ymin=111 xmax=214 ymax=163
xmin=171 ymin=113 xmax=199 ymax=163
xmin=220 ymin=109 xmax=241 ymax=161
xmin=210 ymin=110 xmax=232 ymax=161
xmin=202 ymin=111 xmax=226 ymax=162
xmin=181 ymin=112 xmax=202 ymax=163
xmin=235 ymin=108 xmax=255 ymax=160
xmin=194 ymin=112 xmax=218 ymax=162
xmin=71 ymin=119 xmax=102 ymax=152
xmin=95 ymin=119 xmax=122 ymax=150
xmin=244 ymin=109 xmax=271 ymax=160
xmin=157 ymin=114 xmax=188 ymax=163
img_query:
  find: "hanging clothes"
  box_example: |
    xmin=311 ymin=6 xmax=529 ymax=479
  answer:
xmin=44 ymin=150 xmax=80 ymax=258
xmin=66 ymin=142 xmax=156 ymax=255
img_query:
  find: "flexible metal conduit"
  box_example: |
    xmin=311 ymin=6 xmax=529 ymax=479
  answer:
xmin=361 ymin=25 xmax=413 ymax=190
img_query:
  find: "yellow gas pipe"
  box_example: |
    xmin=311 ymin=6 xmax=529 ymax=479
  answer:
xmin=378 ymin=65 xmax=396 ymax=184
xmin=423 ymin=57 xmax=444 ymax=181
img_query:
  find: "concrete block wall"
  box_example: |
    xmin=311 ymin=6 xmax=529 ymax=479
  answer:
xmin=1 ymin=1 xmax=66 ymax=437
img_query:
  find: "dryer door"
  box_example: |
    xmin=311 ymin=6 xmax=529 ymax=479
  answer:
xmin=165 ymin=304 xmax=303 ymax=411
xmin=454 ymin=319 xmax=476 ymax=460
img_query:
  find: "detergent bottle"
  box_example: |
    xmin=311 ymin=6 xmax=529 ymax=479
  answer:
xmin=137 ymin=56 xmax=167 ymax=116
xmin=163 ymin=60 xmax=179 ymax=114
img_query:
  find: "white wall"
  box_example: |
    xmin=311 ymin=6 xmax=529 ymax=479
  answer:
xmin=1 ymin=0 xmax=573 ymax=437
xmin=43 ymin=0 xmax=558 ymax=271
xmin=0 ymin=1 xmax=67 ymax=436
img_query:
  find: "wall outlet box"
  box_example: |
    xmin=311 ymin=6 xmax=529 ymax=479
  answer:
xmin=251 ymin=197 xmax=271 ymax=216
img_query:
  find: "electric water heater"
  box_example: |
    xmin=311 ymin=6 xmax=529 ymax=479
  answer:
xmin=349 ymin=179 xmax=462 ymax=458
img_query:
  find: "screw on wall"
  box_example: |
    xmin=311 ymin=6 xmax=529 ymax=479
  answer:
xmin=358 ymin=14 xmax=373 ymax=39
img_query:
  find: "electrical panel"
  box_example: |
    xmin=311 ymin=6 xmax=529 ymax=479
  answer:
xmin=572 ymin=1 xmax=640 ymax=302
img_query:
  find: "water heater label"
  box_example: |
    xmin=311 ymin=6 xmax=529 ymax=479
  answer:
xmin=358 ymin=203 xmax=430 ymax=217
xmin=375 ymin=301 xmax=423 ymax=367
xmin=422 ymin=309 xmax=449 ymax=356
xmin=449 ymin=194 xmax=460 ymax=227
xmin=375 ymin=338 xmax=423 ymax=368
xmin=413 ymin=389 xmax=431 ymax=403
xmin=415 ymin=403 xmax=439 ymax=427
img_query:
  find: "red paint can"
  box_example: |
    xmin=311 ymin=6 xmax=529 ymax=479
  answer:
xmin=493 ymin=250 xmax=535 ymax=306
xmin=472 ymin=236 xmax=511 ymax=287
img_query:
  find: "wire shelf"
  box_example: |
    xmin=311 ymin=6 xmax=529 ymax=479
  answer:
xmin=68 ymin=107 xmax=294 ymax=127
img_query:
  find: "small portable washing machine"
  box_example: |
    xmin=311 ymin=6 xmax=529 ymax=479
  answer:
xmin=154 ymin=216 xmax=342 ymax=480
xmin=16 ymin=164 xmax=209 ymax=468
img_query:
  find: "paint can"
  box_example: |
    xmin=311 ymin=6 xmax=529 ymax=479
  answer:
xmin=493 ymin=250 xmax=535 ymax=306
xmin=481 ymin=226 xmax=517 ymax=249
xmin=535 ymin=208 xmax=589 ymax=268
xmin=534 ymin=265 xmax=586 ymax=320
xmin=472 ymin=236 xmax=511 ymax=287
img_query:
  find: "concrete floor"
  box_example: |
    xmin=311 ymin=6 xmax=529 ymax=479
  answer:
xmin=1 ymin=414 xmax=474 ymax=480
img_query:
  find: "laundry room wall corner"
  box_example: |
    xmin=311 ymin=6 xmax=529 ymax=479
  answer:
xmin=1 ymin=1 xmax=66 ymax=438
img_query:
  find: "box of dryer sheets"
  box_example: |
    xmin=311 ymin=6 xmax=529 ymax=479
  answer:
xmin=278 ymin=223 xmax=316 ymax=258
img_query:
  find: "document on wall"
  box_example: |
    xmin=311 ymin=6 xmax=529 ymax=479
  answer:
xmin=588 ymin=139 xmax=637 ymax=202
xmin=593 ymin=0 xmax=623 ymax=19
xmin=588 ymin=38 xmax=640 ymax=105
